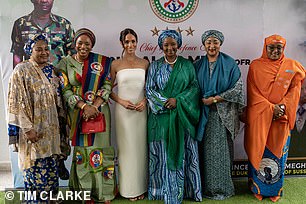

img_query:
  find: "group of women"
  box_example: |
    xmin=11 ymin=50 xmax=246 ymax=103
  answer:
xmin=7 ymin=26 xmax=305 ymax=204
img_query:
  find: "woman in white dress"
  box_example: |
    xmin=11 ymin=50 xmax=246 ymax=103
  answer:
xmin=110 ymin=28 xmax=149 ymax=201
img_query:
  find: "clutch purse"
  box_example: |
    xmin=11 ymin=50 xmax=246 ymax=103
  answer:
xmin=82 ymin=112 xmax=106 ymax=134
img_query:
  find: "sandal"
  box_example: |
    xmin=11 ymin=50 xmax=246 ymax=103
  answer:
xmin=129 ymin=197 xmax=138 ymax=201
xmin=270 ymin=196 xmax=280 ymax=202
xmin=137 ymin=194 xmax=145 ymax=200
xmin=253 ymin=193 xmax=263 ymax=201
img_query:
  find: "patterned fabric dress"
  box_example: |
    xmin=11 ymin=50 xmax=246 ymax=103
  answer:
xmin=57 ymin=53 xmax=116 ymax=202
xmin=146 ymin=56 xmax=202 ymax=204
xmin=23 ymin=157 xmax=59 ymax=203
xmin=8 ymin=60 xmax=63 ymax=203
xmin=194 ymin=53 xmax=245 ymax=200
xmin=199 ymin=109 xmax=234 ymax=199
xmin=248 ymin=136 xmax=291 ymax=197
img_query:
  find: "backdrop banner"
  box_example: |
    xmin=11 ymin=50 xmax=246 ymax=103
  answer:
xmin=1 ymin=0 xmax=305 ymax=188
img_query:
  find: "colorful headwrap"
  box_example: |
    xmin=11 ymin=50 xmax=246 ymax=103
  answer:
xmin=158 ymin=30 xmax=182 ymax=49
xmin=74 ymin=28 xmax=96 ymax=47
xmin=24 ymin=33 xmax=48 ymax=56
xmin=201 ymin=30 xmax=224 ymax=45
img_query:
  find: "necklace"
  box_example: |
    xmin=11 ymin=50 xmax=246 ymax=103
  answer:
xmin=74 ymin=55 xmax=84 ymax=65
xmin=164 ymin=56 xmax=178 ymax=65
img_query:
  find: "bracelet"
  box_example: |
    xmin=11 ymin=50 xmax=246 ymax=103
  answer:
xmin=80 ymin=103 xmax=87 ymax=110
xmin=212 ymin=97 xmax=218 ymax=103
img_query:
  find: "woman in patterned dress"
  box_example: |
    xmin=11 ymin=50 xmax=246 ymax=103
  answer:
xmin=57 ymin=28 xmax=115 ymax=204
xmin=146 ymin=30 xmax=202 ymax=204
xmin=194 ymin=30 xmax=245 ymax=200
xmin=7 ymin=34 xmax=65 ymax=203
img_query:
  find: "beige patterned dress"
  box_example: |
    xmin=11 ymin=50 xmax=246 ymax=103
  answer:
xmin=8 ymin=59 xmax=62 ymax=170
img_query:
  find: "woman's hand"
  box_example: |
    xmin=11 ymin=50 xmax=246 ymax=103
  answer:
xmin=164 ymin=98 xmax=176 ymax=109
xmin=202 ymin=98 xmax=211 ymax=105
xmin=214 ymin=95 xmax=223 ymax=102
xmin=202 ymin=96 xmax=222 ymax=106
xmin=119 ymin=99 xmax=136 ymax=110
xmin=24 ymin=129 xmax=38 ymax=143
xmin=202 ymin=97 xmax=214 ymax=106
xmin=83 ymin=105 xmax=99 ymax=121
xmin=273 ymin=104 xmax=285 ymax=120
xmin=135 ymin=98 xmax=147 ymax=112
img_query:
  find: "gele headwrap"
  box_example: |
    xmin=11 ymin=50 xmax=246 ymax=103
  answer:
xmin=74 ymin=28 xmax=96 ymax=47
xmin=24 ymin=33 xmax=48 ymax=56
xmin=158 ymin=30 xmax=182 ymax=49
xmin=201 ymin=30 xmax=224 ymax=45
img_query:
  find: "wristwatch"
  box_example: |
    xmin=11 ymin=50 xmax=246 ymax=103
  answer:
xmin=212 ymin=97 xmax=217 ymax=103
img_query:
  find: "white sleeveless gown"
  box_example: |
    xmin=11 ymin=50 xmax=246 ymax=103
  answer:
xmin=115 ymin=68 xmax=148 ymax=197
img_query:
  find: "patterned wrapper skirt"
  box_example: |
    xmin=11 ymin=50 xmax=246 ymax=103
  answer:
xmin=199 ymin=110 xmax=235 ymax=200
xmin=148 ymin=132 xmax=202 ymax=204
xmin=23 ymin=156 xmax=59 ymax=204
xmin=248 ymin=135 xmax=291 ymax=197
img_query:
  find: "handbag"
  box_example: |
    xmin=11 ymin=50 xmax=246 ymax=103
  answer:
xmin=81 ymin=112 xmax=106 ymax=134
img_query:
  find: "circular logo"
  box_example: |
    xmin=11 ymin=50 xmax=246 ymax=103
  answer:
xmin=5 ymin=191 xmax=14 ymax=201
xmin=257 ymin=157 xmax=281 ymax=184
xmin=149 ymin=0 xmax=199 ymax=23
xmin=103 ymin=166 xmax=114 ymax=179
xmin=84 ymin=91 xmax=95 ymax=102
xmin=76 ymin=151 xmax=83 ymax=165
xmin=91 ymin=62 xmax=103 ymax=72
xmin=89 ymin=149 xmax=103 ymax=168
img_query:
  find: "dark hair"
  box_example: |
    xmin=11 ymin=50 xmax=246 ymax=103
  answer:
xmin=120 ymin=28 xmax=138 ymax=44
xmin=119 ymin=28 xmax=138 ymax=57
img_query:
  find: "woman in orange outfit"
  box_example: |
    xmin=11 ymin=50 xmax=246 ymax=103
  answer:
xmin=245 ymin=34 xmax=305 ymax=202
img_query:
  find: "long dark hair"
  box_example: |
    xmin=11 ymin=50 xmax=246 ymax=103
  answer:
xmin=119 ymin=28 xmax=138 ymax=58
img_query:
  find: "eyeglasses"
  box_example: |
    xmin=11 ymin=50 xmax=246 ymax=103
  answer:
xmin=267 ymin=45 xmax=283 ymax=51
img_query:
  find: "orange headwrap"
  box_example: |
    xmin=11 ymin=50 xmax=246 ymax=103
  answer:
xmin=261 ymin=34 xmax=286 ymax=60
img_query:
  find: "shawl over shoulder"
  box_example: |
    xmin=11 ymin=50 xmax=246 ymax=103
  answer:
xmin=147 ymin=56 xmax=200 ymax=170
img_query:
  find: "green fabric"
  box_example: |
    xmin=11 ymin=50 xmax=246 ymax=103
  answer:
xmin=56 ymin=54 xmax=112 ymax=146
xmin=69 ymin=146 xmax=116 ymax=202
xmin=148 ymin=56 xmax=200 ymax=170
xmin=69 ymin=104 xmax=116 ymax=202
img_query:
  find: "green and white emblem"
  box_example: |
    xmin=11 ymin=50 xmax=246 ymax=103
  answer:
xmin=149 ymin=0 xmax=199 ymax=23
